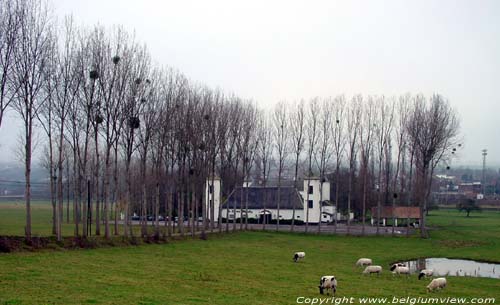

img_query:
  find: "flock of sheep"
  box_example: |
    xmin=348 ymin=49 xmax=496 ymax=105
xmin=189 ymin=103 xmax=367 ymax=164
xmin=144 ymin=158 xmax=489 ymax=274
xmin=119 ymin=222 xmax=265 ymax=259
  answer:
xmin=292 ymin=252 xmax=448 ymax=295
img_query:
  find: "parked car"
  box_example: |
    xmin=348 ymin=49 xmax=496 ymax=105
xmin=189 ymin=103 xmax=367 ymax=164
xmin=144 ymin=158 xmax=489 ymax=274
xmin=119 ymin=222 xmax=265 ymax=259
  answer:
xmin=145 ymin=215 xmax=166 ymax=221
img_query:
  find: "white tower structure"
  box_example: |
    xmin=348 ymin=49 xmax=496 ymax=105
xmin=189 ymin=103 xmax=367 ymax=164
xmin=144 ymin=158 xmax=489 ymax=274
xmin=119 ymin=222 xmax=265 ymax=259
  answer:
xmin=205 ymin=177 xmax=221 ymax=222
xmin=302 ymin=177 xmax=331 ymax=223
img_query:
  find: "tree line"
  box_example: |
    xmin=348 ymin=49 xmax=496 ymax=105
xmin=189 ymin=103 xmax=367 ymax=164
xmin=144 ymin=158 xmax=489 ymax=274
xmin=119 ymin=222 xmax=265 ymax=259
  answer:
xmin=0 ymin=0 xmax=460 ymax=240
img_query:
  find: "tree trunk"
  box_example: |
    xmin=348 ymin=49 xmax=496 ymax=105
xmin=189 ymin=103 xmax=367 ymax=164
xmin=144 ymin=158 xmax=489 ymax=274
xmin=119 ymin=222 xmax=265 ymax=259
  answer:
xmin=419 ymin=166 xmax=429 ymax=238
xmin=334 ymin=163 xmax=340 ymax=234
xmin=94 ymin=127 xmax=100 ymax=236
xmin=65 ymin=155 xmax=70 ymax=224
xmin=113 ymin=145 xmax=119 ymax=236
xmin=277 ymin=173 xmax=281 ymax=232
xmin=361 ymin=162 xmax=368 ymax=236
xmin=291 ymin=153 xmax=299 ymax=232
xmin=155 ymin=183 xmax=160 ymax=238
xmin=103 ymin=151 xmax=110 ymax=239
xmin=72 ymin=146 xmax=79 ymax=236
xmin=24 ymin=118 xmax=33 ymax=241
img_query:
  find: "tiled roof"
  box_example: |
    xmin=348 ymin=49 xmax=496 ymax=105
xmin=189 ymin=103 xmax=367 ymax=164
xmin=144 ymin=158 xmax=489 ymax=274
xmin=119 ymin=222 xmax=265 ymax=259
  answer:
xmin=225 ymin=186 xmax=303 ymax=209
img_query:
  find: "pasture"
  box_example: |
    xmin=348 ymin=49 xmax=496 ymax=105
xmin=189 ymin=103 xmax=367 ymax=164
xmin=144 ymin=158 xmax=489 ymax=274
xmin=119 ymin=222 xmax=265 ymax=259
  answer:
xmin=0 ymin=202 xmax=499 ymax=304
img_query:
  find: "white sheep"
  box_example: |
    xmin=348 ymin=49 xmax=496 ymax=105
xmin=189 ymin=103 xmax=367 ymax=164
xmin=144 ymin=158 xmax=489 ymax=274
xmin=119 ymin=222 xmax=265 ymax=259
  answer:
xmin=419 ymin=269 xmax=434 ymax=280
xmin=427 ymin=277 xmax=447 ymax=292
xmin=293 ymin=252 xmax=305 ymax=263
xmin=362 ymin=265 xmax=382 ymax=275
xmin=318 ymin=275 xmax=337 ymax=295
xmin=391 ymin=263 xmax=410 ymax=275
xmin=355 ymin=258 xmax=372 ymax=267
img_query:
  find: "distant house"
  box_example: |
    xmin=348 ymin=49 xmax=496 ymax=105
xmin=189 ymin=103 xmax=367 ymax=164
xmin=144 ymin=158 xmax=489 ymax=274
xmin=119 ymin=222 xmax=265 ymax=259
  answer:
xmin=205 ymin=177 xmax=336 ymax=224
xmin=458 ymin=182 xmax=482 ymax=198
xmin=370 ymin=206 xmax=421 ymax=226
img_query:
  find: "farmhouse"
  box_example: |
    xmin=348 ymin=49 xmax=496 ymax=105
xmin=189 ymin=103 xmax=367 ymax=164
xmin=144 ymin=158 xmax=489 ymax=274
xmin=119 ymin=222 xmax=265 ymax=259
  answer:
xmin=205 ymin=177 xmax=336 ymax=224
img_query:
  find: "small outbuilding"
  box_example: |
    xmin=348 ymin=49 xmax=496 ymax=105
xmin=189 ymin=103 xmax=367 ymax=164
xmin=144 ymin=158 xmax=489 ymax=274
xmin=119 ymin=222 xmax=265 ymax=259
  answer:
xmin=370 ymin=206 xmax=421 ymax=227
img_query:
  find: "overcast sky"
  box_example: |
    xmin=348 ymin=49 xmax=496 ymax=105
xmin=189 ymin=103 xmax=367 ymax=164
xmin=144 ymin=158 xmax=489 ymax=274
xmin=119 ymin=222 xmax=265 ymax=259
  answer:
xmin=0 ymin=0 xmax=499 ymax=167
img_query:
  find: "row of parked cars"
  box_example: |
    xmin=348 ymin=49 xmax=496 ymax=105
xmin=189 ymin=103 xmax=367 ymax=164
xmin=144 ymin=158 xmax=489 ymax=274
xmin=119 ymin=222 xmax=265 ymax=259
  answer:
xmin=130 ymin=215 xmax=204 ymax=222
xmin=131 ymin=215 xmax=164 ymax=221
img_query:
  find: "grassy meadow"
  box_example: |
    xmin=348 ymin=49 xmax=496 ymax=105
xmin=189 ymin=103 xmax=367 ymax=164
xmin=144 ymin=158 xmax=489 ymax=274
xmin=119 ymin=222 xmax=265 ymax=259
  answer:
xmin=0 ymin=200 xmax=77 ymax=237
xmin=0 ymin=201 xmax=499 ymax=304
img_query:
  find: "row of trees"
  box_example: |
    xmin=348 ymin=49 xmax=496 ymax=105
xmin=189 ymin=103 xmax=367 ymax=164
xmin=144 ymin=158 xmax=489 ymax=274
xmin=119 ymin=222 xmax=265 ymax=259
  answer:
xmin=0 ymin=0 xmax=460 ymax=240
xmin=259 ymin=94 xmax=459 ymax=238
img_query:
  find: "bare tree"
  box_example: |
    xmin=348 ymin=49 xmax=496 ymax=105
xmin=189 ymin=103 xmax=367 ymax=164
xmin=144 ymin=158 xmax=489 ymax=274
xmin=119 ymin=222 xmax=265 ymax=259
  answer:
xmin=240 ymin=103 xmax=258 ymax=230
xmin=137 ymin=69 xmax=157 ymax=237
xmin=315 ymin=98 xmax=333 ymax=233
xmin=95 ymin=27 xmax=130 ymax=239
xmin=257 ymin=112 xmax=273 ymax=230
xmin=272 ymin=102 xmax=289 ymax=230
xmin=209 ymin=91 xmax=223 ymax=233
xmin=289 ymin=100 xmax=305 ymax=232
xmin=359 ymin=96 xmax=375 ymax=235
xmin=373 ymin=96 xmax=394 ymax=235
xmin=226 ymin=96 xmax=243 ymax=231
xmin=0 ymin=0 xmax=20 ymax=129
xmin=11 ymin=0 xmax=54 ymax=240
xmin=121 ymin=44 xmax=150 ymax=237
xmin=392 ymin=94 xmax=411 ymax=236
xmin=304 ymin=98 xmax=319 ymax=233
xmin=52 ymin=17 xmax=83 ymax=239
xmin=332 ymin=95 xmax=346 ymax=233
xmin=37 ymin=34 xmax=57 ymax=238
xmin=405 ymin=94 xmax=460 ymax=238
xmin=345 ymin=96 xmax=361 ymax=234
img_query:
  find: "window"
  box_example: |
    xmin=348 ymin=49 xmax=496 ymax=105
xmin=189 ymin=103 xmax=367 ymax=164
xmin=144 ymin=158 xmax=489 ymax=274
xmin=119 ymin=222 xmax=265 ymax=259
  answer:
xmin=297 ymin=216 xmax=301 ymax=218
xmin=209 ymin=185 xmax=214 ymax=194
xmin=308 ymin=200 xmax=313 ymax=209
xmin=323 ymin=215 xmax=327 ymax=218
xmin=308 ymin=185 xmax=313 ymax=194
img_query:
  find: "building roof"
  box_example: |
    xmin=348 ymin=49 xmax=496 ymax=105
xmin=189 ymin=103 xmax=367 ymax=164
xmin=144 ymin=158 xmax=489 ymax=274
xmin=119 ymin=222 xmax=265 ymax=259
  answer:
xmin=224 ymin=186 xmax=303 ymax=210
xmin=371 ymin=206 xmax=421 ymax=219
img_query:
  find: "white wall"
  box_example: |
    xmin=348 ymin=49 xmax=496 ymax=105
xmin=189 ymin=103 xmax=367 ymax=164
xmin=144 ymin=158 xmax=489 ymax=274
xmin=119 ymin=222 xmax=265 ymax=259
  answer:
xmin=222 ymin=208 xmax=305 ymax=221
xmin=220 ymin=207 xmax=337 ymax=223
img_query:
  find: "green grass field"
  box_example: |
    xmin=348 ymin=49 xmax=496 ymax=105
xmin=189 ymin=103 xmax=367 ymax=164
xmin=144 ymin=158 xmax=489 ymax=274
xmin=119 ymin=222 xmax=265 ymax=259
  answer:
xmin=0 ymin=200 xmax=77 ymax=236
xmin=0 ymin=201 xmax=499 ymax=304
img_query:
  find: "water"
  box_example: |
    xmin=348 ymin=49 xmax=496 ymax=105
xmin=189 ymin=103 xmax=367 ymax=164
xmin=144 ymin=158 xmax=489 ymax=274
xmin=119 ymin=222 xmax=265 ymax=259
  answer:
xmin=399 ymin=258 xmax=500 ymax=279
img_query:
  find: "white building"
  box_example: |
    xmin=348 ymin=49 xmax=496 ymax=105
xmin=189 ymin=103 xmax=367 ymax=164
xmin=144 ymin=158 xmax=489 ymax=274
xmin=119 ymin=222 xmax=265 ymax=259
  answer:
xmin=299 ymin=177 xmax=334 ymax=223
xmin=206 ymin=177 xmax=335 ymax=224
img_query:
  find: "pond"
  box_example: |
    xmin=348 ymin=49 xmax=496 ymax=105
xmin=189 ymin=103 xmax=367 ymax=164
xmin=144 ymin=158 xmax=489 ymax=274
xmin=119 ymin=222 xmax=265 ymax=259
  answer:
xmin=400 ymin=258 xmax=500 ymax=279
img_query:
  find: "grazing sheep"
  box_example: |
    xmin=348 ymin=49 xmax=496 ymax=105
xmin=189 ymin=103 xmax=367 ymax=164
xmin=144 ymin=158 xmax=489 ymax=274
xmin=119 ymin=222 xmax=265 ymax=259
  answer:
xmin=418 ymin=269 xmax=434 ymax=280
xmin=390 ymin=263 xmax=409 ymax=275
xmin=363 ymin=265 xmax=382 ymax=275
xmin=293 ymin=252 xmax=305 ymax=263
xmin=356 ymin=258 xmax=372 ymax=267
xmin=427 ymin=277 xmax=447 ymax=292
xmin=318 ymin=275 xmax=337 ymax=295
